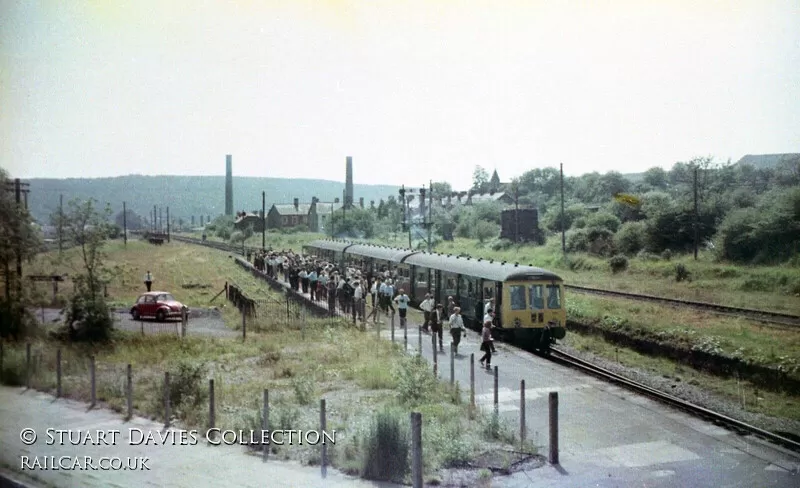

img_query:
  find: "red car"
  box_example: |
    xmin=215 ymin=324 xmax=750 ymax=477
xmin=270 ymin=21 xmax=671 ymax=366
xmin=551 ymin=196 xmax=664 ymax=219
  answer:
xmin=130 ymin=291 xmax=188 ymax=322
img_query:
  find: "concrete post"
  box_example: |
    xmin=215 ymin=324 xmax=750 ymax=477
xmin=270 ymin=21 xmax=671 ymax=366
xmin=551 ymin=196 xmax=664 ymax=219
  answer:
xmin=411 ymin=412 xmax=422 ymax=488
xmin=242 ymin=307 xmax=246 ymax=340
xmin=126 ymin=364 xmax=133 ymax=421
xmin=208 ymin=379 xmax=215 ymax=441
xmin=520 ymin=380 xmax=526 ymax=448
xmin=403 ymin=318 xmax=407 ymax=350
xmin=390 ymin=314 xmax=395 ymax=342
xmin=320 ymin=399 xmax=327 ymax=477
xmin=90 ymin=356 xmax=96 ymax=408
xmin=25 ymin=343 xmax=31 ymax=389
xmin=418 ymin=326 xmax=422 ymax=356
xmin=549 ymin=391 xmax=559 ymax=464
xmin=470 ymin=353 xmax=475 ymax=408
xmin=450 ymin=343 xmax=455 ymax=385
xmin=268 ymin=388 xmax=269 ymax=461
xmin=377 ymin=316 xmax=381 ymax=340
xmin=181 ymin=308 xmax=187 ymax=338
xmin=493 ymin=366 xmax=499 ymax=414
xmin=432 ymin=333 xmax=438 ymax=377
xmin=56 ymin=349 xmax=62 ymax=398
xmin=164 ymin=372 xmax=171 ymax=429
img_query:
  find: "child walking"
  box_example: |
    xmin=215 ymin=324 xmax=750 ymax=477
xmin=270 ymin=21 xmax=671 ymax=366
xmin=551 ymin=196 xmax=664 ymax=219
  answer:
xmin=479 ymin=318 xmax=493 ymax=369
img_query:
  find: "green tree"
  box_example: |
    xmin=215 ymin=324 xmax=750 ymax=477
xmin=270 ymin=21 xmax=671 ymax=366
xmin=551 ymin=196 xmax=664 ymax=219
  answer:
xmin=472 ymin=166 xmax=489 ymax=193
xmin=642 ymin=167 xmax=668 ymax=189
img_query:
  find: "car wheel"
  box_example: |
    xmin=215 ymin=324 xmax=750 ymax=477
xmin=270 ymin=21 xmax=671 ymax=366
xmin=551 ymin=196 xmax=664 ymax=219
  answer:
xmin=132 ymin=308 xmax=140 ymax=320
xmin=156 ymin=310 xmax=166 ymax=322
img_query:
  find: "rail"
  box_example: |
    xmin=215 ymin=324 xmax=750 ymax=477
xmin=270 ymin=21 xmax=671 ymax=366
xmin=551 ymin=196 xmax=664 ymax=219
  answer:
xmin=548 ymin=346 xmax=800 ymax=454
xmin=565 ymin=284 xmax=800 ymax=328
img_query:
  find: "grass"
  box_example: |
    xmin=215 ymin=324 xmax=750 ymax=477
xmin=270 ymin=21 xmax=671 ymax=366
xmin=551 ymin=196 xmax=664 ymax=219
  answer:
xmin=10 ymin=236 xmax=532 ymax=481
xmin=562 ymin=332 xmax=800 ymax=423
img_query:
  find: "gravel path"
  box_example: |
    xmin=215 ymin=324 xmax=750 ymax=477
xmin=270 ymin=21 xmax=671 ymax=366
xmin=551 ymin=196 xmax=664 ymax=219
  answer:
xmin=32 ymin=307 xmax=238 ymax=338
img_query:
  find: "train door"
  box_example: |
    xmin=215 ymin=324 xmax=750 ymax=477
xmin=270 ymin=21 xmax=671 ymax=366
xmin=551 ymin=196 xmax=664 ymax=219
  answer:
xmin=434 ymin=269 xmax=442 ymax=305
xmin=458 ymin=275 xmax=478 ymax=328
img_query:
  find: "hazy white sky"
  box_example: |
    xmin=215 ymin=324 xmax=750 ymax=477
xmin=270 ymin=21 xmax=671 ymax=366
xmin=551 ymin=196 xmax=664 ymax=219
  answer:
xmin=2 ymin=0 xmax=799 ymax=190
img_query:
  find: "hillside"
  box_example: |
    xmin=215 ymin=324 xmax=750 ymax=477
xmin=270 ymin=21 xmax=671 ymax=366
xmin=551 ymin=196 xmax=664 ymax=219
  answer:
xmin=26 ymin=175 xmax=400 ymax=224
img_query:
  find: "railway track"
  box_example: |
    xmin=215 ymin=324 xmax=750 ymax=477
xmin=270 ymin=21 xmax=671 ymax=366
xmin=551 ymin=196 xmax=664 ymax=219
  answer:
xmin=566 ymin=284 xmax=800 ymax=328
xmin=548 ymin=346 xmax=800 ymax=454
xmin=173 ymin=234 xmax=800 ymax=455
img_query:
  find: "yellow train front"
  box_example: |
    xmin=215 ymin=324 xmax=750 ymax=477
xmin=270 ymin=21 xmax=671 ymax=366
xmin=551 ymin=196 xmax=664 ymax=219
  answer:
xmin=303 ymin=240 xmax=567 ymax=352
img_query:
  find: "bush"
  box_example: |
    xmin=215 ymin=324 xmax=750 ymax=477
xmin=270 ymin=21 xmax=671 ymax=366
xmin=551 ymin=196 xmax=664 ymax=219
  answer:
xmin=166 ymin=362 xmax=208 ymax=418
xmin=675 ymin=264 xmax=691 ymax=282
xmin=61 ymin=277 xmax=114 ymax=342
xmin=473 ymin=220 xmax=499 ymax=243
xmin=585 ymin=212 xmax=621 ymax=233
xmin=661 ymin=249 xmax=672 ymax=261
xmin=395 ymin=356 xmax=438 ymax=405
xmin=291 ymin=375 xmax=316 ymax=405
xmin=566 ymin=227 xmax=615 ymax=256
xmin=0 ymin=298 xmax=34 ymax=340
xmin=489 ymin=238 xmax=515 ymax=251
xmin=361 ymin=408 xmax=409 ymax=482
xmin=614 ymin=221 xmax=646 ymax=256
xmin=608 ymin=255 xmax=629 ymax=274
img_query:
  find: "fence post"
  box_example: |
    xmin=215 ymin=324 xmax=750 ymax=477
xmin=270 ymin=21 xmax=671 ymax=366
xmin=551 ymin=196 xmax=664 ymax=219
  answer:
xmin=470 ymin=353 xmax=475 ymax=408
xmin=181 ymin=308 xmax=187 ymax=338
xmin=411 ymin=412 xmax=422 ymax=488
xmin=225 ymin=281 xmax=228 ymax=300
xmin=208 ymin=379 xmax=215 ymax=442
xmin=25 ymin=343 xmax=31 ymax=389
xmin=126 ymin=364 xmax=133 ymax=421
xmin=242 ymin=307 xmax=246 ymax=340
xmin=390 ymin=313 xmax=395 ymax=343
xmin=320 ymin=399 xmax=327 ymax=477
xmin=403 ymin=317 xmax=407 ymax=350
xmin=549 ymin=391 xmax=559 ymax=465
xmin=286 ymin=296 xmax=290 ymax=325
xmin=493 ymin=366 xmax=499 ymax=415
xmin=164 ymin=372 xmax=171 ymax=429
xmin=520 ymin=380 xmax=526 ymax=448
xmin=377 ymin=315 xmax=381 ymax=339
xmin=0 ymin=342 xmax=3 ymax=383
xmin=432 ymin=333 xmax=438 ymax=377
xmin=268 ymin=388 xmax=269 ymax=461
xmin=90 ymin=356 xmax=96 ymax=408
xmin=417 ymin=326 xmax=422 ymax=356
xmin=56 ymin=349 xmax=62 ymax=398
xmin=449 ymin=343 xmax=456 ymax=385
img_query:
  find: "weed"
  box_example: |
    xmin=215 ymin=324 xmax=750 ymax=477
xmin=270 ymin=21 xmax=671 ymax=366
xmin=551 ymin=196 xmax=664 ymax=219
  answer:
xmin=361 ymin=407 xmax=410 ymax=482
xmin=480 ymin=411 xmax=516 ymax=444
xmin=291 ymin=375 xmax=316 ymax=405
xmin=609 ymin=255 xmax=629 ymax=274
xmin=395 ymin=356 xmax=438 ymax=405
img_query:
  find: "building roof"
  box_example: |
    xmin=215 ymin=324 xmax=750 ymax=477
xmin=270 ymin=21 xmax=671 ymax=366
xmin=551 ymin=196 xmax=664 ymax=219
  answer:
xmin=469 ymin=192 xmax=511 ymax=204
xmin=316 ymin=201 xmax=344 ymax=212
xmin=271 ymin=203 xmax=313 ymax=216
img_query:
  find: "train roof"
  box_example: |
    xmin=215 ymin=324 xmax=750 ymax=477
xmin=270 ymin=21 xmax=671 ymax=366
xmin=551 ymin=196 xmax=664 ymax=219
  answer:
xmin=403 ymin=251 xmax=562 ymax=282
xmin=304 ymin=239 xmax=354 ymax=252
xmin=344 ymin=243 xmax=420 ymax=262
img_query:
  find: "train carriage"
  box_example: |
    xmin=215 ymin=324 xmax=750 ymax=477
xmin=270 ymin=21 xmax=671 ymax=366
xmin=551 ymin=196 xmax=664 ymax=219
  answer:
xmin=302 ymin=240 xmax=353 ymax=271
xmin=401 ymin=252 xmax=566 ymax=351
xmin=339 ymin=244 xmax=419 ymax=292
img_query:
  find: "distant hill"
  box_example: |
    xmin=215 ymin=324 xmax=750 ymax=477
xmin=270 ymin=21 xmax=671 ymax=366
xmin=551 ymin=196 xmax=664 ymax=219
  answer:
xmin=735 ymin=154 xmax=800 ymax=170
xmin=25 ymin=175 xmax=400 ymax=225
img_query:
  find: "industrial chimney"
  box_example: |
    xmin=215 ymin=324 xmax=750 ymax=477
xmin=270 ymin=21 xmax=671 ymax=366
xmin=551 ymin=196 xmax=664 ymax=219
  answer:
xmin=225 ymin=155 xmax=233 ymax=216
xmin=359 ymin=197 xmax=364 ymax=208
xmin=345 ymin=156 xmax=354 ymax=208
xmin=293 ymin=198 xmax=299 ymax=210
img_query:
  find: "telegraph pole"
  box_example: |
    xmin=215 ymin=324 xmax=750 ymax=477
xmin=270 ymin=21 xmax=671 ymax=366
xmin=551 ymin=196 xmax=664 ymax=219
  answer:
xmin=342 ymin=189 xmax=346 ymax=231
xmin=153 ymin=205 xmax=157 ymax=232
xmin=330 ymin=203 xmax=334 ymax=237
xmin=428 ymin=180 xmax=433 ymax=253
xmin=59 ymin=194 xmax=64 ymax=253
xmin=166 ymin=207 xmax=170 ymax=242
xmin=515 ymin=186 xmax=520 ymax=243
xmin=693 ymin=165 xmax=699 ymax=260
xmin=123 ymin=202 xmax=127 ymax=246
xmin=159 ymin=207 xmax=163 ymax=233
xmin=560 ymin=163 xmax=566 ymax=262
xmin=261 ymin=191 xmax=266 ymax=250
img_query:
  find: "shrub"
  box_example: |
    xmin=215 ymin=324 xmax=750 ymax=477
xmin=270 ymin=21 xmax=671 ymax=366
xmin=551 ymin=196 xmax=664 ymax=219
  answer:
xmin=291 ymin=375 xmax=316 ymax=405
xmin=614 ymin=221 xmax=646 ymax=256
xmin=473 ymin=220 xmax=499 ymax=243
xmin=361 ymin=408 xmax=409 ymax=482
xmin=395 ymin=356 xmax=438 ymax=405
xmin=661 ymin=249 xmax=673 ymax=261
xmin=566 ymin=227 xmax=615 ymax=256
xmin=489 ymin=238 xmax=515 ymax=251
xmin=608 ymin=255 xmax=629 ymax=274
xmin=61 ymin=277 xmax=114 ymax=342
xmin=166 ymin=362 xmax=208 ymax=418
xmin=675 ymin=264 xmax=690 ymax=282
xmin=586 ymin=212 xmax=621 ymax=233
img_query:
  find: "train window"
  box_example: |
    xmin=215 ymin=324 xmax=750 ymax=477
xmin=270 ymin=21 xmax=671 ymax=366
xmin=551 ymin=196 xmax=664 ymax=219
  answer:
xmin=547 ymin=285 xmax=562 ymax=309
xmin=509 ymin=286 xmax=526 ymax=310
xmin=417 ymin=271 xmax=427 ymax=283
xmin=529 ymin=285 xmax=545 ymax=310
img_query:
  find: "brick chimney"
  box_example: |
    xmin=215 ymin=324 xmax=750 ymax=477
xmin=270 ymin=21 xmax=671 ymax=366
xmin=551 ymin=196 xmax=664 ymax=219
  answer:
xmin=293 ymin=198 xmax=299 ymax=210
xmin=359 ymin=197 xmax=364 ymax=208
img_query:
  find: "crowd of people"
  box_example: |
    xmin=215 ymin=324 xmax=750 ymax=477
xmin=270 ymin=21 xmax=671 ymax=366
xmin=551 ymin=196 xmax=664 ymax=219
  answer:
xmin=248 ymin=248 xmax=499 ymax=369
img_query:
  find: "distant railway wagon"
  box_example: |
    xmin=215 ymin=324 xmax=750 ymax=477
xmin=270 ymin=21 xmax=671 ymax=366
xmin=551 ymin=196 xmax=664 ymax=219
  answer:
xmin=303 ymin=240 xmax=566 ymax=351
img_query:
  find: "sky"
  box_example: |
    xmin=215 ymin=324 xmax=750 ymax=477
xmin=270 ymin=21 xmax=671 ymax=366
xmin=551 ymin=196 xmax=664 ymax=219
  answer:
xmin=2 ymin=0 xmax=799 ymax=191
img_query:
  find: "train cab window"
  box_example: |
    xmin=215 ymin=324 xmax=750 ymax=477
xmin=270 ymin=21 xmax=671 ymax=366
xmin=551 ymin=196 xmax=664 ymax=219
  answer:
xmin=529 ymin=285 xmax=545 ymax=310
xmin=547 ymin=285 xmax=562 ymax=309
xmin=509 ymin=285 xmax=527 ymax=310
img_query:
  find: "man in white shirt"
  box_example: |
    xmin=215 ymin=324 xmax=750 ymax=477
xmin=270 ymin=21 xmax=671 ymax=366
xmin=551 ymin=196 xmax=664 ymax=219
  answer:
xmin=384 ymin=280 xmax=395 ymax=314
xmin=420 ymin=294 xmax=434 ymax=333
xmin=394 ymin=289 xmax=410 ymax=328
xmin=143 ymin=271 xmax=153 ymax=292
xmin=353 ymin=281 xmax=364 ymax=321
xmin=483 ymin=310 xmax=498 ymax=353
xmin=449 ymin=307 xmax=467 ymax=355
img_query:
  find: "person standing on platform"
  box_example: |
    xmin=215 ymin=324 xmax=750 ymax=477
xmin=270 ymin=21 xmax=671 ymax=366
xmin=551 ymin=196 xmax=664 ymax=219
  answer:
xmin=420 ymin=294 xmax=434 ymax=333
xmin=143 ymin=271 xmax=153 ymax=292
xmin=394 ymin=289 xmax=410 ymax=328
xmin=449 ymin=307 xmax=466 ymax=355
xmin=431 ymin=303 xmax=445 ymax=352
